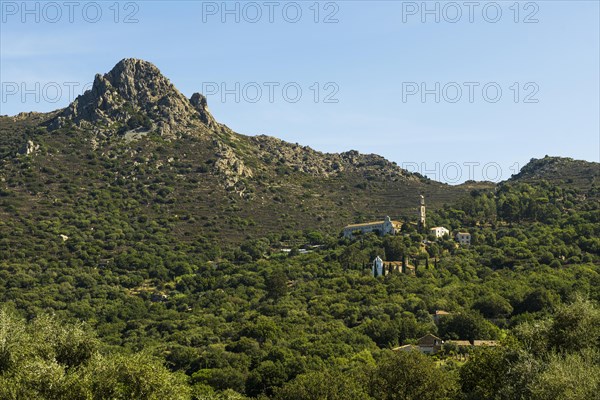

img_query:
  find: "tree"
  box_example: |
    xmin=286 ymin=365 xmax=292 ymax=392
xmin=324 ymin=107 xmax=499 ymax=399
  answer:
xmin=529 ymin=350 xmax=600 ymax=400
xmin=239 ymin=239 xmax=270 ymax=261
xmin=438 ymin=312 xmax=499 ymax=341
xmin=265 ymin=269 xmax=288 ymax=300
xmin=369 ymin=350 xmax=458 ymax=400
xmin=275 ymin=369 xmax=368 ymax=400
xmin=0 ymin=309 xmax=191 ymax=400
xmin=242 ymin=316 xmax=281 ymax=344
xmin=340 ymin=245 xmax=369 ymax=269
xmin=78 ymin=352 xmax=191 ymax=399
xmin=383 ymin=237 xmax=404 ymax=261
xmin=460 ymin=347 xmax=537 ymax=400
xmin=548 ymin=297 xmax=600 ymax=353
xmin=514 ymin=289 xmax=559 ymax=315
xmin=245 ymin=360 xmax=287 ymax=396
xmin=473 ymin=294 xmax=513 ymax=319
xmin=361 ymin=319 xmax=399 ymax=348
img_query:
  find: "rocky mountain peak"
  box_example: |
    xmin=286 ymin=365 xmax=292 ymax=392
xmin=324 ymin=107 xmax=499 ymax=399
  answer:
xmin=49 ymin=58 xmax=216 ymax=136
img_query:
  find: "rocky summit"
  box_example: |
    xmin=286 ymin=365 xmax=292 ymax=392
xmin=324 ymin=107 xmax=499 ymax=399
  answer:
xmin=49 ymin=58 xmax=216 ymax=137
xmin=37 ymin=59 xmax=432 ymax=197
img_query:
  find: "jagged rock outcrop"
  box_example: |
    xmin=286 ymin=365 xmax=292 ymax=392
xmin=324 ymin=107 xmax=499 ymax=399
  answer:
xmin=252 ymin=135 xmax=420 ymax=180
xmin=17 ymin=140 xmax=39 ymax=156
xmin=214 ymin=141 xmax=254 ymax=197
xmin=190 ymin=92 xmax=216 ymax=127
xmin=48 ymin=58 xmax=216 ymax=137
xmin=12 ymin=112 xmax=44 ymax=122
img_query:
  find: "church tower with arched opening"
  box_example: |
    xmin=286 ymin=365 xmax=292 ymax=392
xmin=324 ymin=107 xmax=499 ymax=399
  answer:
xmin=418 ymin=195 xmax=426 ymax=228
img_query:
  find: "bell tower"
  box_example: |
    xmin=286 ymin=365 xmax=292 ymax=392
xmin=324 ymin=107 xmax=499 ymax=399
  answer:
xmin=419 ymin=195 xmax=426 ymax=228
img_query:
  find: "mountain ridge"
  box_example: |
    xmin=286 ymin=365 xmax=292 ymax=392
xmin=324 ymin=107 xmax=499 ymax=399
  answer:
xmin=35 ymin=58 xmax=431 ymax=188
xmin=1 ymin=59 xmax=598 ymax=243
xmin=3 ymin=58 xmax=597 ymax=188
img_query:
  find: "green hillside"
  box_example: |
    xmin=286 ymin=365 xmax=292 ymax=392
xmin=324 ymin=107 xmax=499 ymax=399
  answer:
xmin=0 ymin=59 xmax=599 ymax=400
xmin=510 ymin=155 xmax=599 ymax=193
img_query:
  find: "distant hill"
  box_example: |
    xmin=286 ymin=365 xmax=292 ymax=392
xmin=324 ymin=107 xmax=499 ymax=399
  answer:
xmin=509 ymin=156 xmax=600 ymax=197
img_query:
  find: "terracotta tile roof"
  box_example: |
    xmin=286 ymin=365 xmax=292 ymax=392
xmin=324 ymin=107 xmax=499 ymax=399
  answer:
xmin=446 ymin=340 xmax=472 ymax=346
xmin=344 ymin=220 xmax=402 ymax=229
xmin=344 ymin=221 xmax=384 ymax=228
xmin=392 ymin=344 xmax=419 ymax=352
xmin=473 ymin=340 xmax=498 ymax=346
xmin=383 ymin=261 xmax=403 ymax=266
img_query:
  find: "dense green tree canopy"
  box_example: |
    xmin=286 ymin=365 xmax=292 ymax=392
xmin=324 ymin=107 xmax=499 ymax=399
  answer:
xmin=0 ymin=170 xmax=599 ymax=398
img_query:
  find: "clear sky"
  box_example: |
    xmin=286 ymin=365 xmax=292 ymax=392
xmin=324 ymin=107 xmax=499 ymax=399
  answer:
xmin=1 ymin=0 xmax=599 ymax=183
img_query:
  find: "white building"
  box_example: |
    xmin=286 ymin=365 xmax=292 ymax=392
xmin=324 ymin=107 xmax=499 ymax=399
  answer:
xmin=429 ymin=226 xmax=450 ymax=238
xmin=456 ymin=232 xmax=471 ymax=245
xmin=343 ymin=216 xmax=402 ymax=239
xmin=372 ymin=256 xmax=384 ymax=277
xmin=372 ymin=256 xmax=414 ymax=277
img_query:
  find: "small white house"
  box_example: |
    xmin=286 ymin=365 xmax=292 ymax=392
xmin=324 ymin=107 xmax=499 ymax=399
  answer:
xmin=429 ymin=226 xmax=450 ymax=238
xmin=456 ymin=232 xmax=471 ymax=245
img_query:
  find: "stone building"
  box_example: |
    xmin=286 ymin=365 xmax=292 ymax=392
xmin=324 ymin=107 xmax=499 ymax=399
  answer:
xmin=417 ymin=334 xmax=444 ymax=354
xmin=343 ymin=216 xmax=402 ymax=239
xmin=372 ymin=256 xmax=415 ymax=277
xmin=456 ymin=232 xmax=471 ymax=245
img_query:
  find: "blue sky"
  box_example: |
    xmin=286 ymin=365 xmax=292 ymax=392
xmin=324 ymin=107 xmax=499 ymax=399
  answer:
xmin=1 ymin=0 xmax=599 ymax=183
